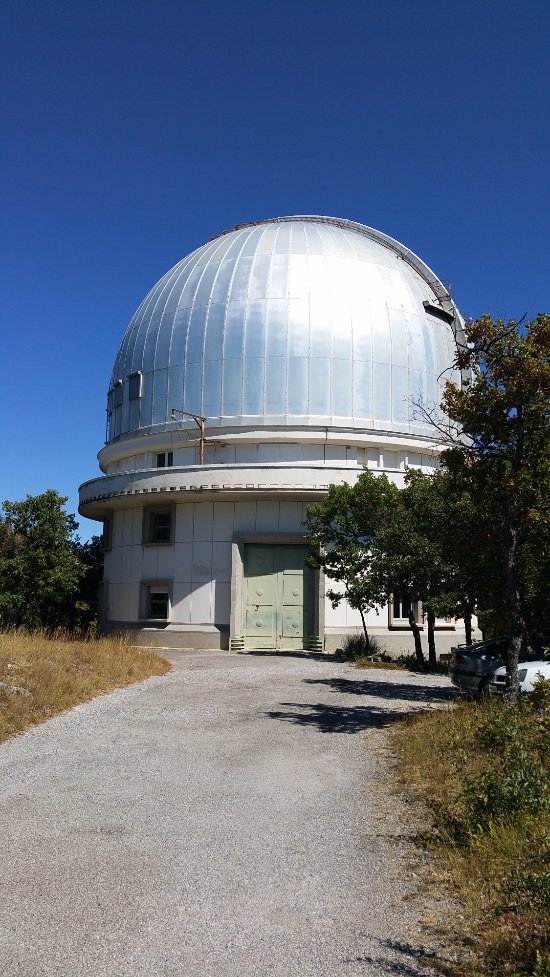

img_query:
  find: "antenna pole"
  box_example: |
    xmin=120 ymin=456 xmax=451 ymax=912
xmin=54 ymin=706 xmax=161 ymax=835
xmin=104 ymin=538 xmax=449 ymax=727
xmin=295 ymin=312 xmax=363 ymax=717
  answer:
xmin=170 ymin=409 xmax=207 ymax=465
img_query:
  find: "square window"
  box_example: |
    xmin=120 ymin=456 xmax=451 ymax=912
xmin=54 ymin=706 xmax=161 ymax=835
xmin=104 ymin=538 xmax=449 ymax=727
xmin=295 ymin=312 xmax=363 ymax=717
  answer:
xmin=148 ymin=589 xmax=169 ymax=619
xmin=390 ymin=593 xmax=421 ymax=627
xmin=128 ymin=372 xmax=142 ymax=400
xmin=143 ymin=508 xmax=173 ymax=545
xmin=393 ymin=594 xmax=413 ymax=619
xmin=151 ymin=512 xmax=171 ymax=543
xmin=156 ymin=451 xmax=174 ymax=468
xmin=141 ymin=583 xmax=170 ymax=620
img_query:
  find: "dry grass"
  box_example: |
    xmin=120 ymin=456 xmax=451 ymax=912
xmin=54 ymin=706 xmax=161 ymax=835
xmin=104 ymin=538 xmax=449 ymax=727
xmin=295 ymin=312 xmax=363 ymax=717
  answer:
xmin=0 ymin=631 xmax=171 ymax=744
xmin=390 ymin=698 xmax=550 ymax=977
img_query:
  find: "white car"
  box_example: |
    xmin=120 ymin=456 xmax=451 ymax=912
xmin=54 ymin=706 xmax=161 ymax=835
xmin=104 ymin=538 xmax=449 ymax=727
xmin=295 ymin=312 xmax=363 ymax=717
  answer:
xmin=490 ymin=660 xmax=550 ymax=694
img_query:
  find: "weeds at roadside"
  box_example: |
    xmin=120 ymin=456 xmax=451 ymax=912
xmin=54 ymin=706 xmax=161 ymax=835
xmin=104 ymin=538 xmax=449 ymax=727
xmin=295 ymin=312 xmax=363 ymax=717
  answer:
xmin=341 ymin=632 xmax=449 ymax=674
xmin=0 ymin=630 xmax=170 ymax=743
xmin=391 ymin=682 xmax=550 ymax=977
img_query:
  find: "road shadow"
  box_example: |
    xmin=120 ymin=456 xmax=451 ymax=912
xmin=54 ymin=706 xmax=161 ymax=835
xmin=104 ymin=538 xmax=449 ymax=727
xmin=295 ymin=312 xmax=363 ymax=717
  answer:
xmin=303 ymin=676 xmax=454 ymax=703
xmin=240 ymin=650 xmax=345 ymax=663
xmin=344 ymin=938 xmax=442 ymax=975
xmin=266 ymin=700 xmax=406 ymax=733
xmin=267 ymin=673 xmax=452 ymax=733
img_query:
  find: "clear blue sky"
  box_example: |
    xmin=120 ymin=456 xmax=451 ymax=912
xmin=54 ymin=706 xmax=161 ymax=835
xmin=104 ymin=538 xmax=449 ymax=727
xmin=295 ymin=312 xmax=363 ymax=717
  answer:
xmin=2 ymin=0 xmax=549 ymax=540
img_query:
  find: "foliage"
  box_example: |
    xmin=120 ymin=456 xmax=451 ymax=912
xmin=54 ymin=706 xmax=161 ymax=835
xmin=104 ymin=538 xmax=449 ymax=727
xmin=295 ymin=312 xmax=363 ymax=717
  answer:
xmin=305 ymin=466 xmax=497 ymax=664
xmin=340 ymin=631 xmax=384 ymax=661
xmin=530 ymin=676 xmax=550 ymax=713
xmin=370 ymin=467 xmax=491 ymax=663
xmin=305 ymin=473 xmax=401 ymax=650
xmin=392 ymin=693 xmax=550 ymax=977
xmin=0 ymin=491 xmax=86 ymax=630
xmin=449 ymin=693 xmax=550 ymax=839
xmin=435 ymin=314 xmax=550 ymax=698
xmin=311 ymin=315 xmax=550 ymax=687
xmin=503 ymin=836 xmax=550 ymax=914
xmin=73 ymin=534 xmax=104 ymax=632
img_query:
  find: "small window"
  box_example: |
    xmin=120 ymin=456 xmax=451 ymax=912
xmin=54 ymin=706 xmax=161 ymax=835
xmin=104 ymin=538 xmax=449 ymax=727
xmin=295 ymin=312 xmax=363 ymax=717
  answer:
xmin=148 ymin=589 xmax=169 ymax=619
xmin=113 ymin=381 xmax=123 ymax=408
xmin=390 ymin=593 xmax=422 ymax=627
xmin=433 ymin=614 xmax=456 ymax=628
xmin=142 ymin=584 xmax=170 ymax=620
xmin=143 ymin=508 xmax=173 ymax=545
xmin=151 ymin=512 xmax=171 ymax=543
xmin=156 ymin=451 xmax=173 ymax=468
xmin=394 ymin=594 xmax=413 ymax=619
xmin=128 ymin=372 xmax=142 ymax=400
xmin=102 ymin=517 xmax=112 ymax=551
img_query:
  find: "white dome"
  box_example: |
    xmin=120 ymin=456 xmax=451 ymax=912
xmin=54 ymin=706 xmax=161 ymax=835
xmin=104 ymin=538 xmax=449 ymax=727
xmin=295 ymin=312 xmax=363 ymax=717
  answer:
xmin=107 ymin=216 xmax=463 ymax=442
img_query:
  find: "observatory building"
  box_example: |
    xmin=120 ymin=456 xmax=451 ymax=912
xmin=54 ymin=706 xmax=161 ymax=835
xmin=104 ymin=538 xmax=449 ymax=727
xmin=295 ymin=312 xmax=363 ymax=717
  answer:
xmin=79 ymin=216 xmax=469 ymax=653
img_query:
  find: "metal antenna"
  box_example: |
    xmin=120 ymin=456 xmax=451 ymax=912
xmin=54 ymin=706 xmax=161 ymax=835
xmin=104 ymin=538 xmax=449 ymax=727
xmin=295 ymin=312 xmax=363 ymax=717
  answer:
xmin=170 ymin=409 xmax=207 ymax=465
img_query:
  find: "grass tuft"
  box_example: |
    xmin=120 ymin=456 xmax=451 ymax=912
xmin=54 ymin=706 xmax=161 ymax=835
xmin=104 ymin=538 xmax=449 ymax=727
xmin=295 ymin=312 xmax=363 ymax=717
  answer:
xmin=341 ymin=631 xmax=406 ymax=668
xmin=0 ymin=630 xmax=170 ymax=744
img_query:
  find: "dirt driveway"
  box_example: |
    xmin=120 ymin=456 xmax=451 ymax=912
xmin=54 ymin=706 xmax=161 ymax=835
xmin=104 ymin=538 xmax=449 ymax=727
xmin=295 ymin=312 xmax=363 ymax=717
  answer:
xmin=0 ymin=651 xmax=453 ymax=977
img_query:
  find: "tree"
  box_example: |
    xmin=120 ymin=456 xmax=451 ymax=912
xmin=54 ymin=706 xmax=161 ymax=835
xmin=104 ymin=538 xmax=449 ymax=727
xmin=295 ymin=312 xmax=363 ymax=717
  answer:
xmin=0 ymin=490 xmax=86 ymax=630
xmin=425 ymin=314 xmax=550 ymax=699
xmin=372 ymin=468 xmax=502 ymax=665
xmin=73 ymin=535 xmax=104 ymax=632
xmin=305 ymin=473 xmax=400 ymax=652
xmin=371 ymin=470 xmax=460 ymax=666
xmin=305 ymin=468 xmax=485 ymax=666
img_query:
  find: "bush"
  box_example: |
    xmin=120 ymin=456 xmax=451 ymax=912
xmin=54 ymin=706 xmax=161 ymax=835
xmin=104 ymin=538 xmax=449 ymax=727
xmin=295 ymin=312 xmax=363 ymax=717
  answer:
xmin=459 ymin=699 xmax=549 ymax=834
xmin=503 ymin=835 xmax=550 ymax=914
xmin=394 ymin=651 xmax=450 ymax=674
xmin=341 ymin=631 xmax=384 ymax=661
xmin=531 ymin=676 xmax=550 ymax=713
xmin=392 ymin=693 xmax=550 ymax=976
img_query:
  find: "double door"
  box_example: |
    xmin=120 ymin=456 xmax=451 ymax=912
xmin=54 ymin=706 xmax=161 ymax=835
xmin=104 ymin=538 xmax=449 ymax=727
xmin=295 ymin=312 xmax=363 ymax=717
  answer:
xmin=244 ymin=544 xmax=313 ymax=650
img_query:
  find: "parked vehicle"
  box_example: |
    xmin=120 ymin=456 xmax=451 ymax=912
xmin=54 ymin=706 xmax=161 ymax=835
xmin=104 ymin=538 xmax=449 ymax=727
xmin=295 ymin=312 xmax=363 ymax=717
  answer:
xmin=449 ymin=638 xmax=508 ymax=696
xmin=450 ymin=635 xmax=550 ymax=696
xmin=490 ymin=660 xmax=550 ymax=694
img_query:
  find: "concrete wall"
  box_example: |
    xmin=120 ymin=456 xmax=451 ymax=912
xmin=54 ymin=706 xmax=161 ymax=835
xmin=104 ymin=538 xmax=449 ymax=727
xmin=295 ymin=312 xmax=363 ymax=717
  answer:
xmin=102 ymin=498 xmax=473 ymax=654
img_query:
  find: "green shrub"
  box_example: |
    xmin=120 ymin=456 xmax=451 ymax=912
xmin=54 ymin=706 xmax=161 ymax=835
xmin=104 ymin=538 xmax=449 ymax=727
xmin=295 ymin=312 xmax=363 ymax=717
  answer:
xmin=511 ymin=951 xmax=550 ymax=977
xmin=392 ymin=693 xmax=550 ymax=977
xmin=341 ymin=631 xmax=384 ymax=661
xmin=530 ymin=676 xmax=550 ymax=713
xmin=464 ymin=754 xmax=549 ymax=832
xmin=393 ymin=651 xmax=450 ymax=674
xmin=459 ymin=700 xmax=549 ymax=833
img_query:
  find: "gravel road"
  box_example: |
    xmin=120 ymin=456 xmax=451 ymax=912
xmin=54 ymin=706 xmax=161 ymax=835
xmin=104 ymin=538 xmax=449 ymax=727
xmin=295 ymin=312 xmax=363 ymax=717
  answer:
xmin=0 ymin=651 xmax=454 ymax=977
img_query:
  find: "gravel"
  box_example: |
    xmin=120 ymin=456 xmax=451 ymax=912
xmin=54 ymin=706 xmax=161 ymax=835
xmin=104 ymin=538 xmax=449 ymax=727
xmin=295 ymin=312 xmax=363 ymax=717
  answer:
xmin=0 ymin=650 xmax=454 ymax=977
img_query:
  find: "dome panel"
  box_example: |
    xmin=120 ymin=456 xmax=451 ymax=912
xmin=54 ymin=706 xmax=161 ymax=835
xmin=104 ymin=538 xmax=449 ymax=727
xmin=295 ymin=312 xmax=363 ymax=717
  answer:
xmin=106 ymin=216 xmax=464 ymax=442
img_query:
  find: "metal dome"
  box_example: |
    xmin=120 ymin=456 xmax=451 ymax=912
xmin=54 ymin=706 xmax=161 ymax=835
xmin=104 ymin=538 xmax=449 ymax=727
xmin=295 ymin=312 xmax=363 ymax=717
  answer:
xmin=106 ymin=216 xmax=463 ymax=442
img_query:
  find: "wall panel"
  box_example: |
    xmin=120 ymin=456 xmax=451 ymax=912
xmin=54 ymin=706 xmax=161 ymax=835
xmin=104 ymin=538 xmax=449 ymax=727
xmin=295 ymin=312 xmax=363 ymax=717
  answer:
xmin=193 ymin=503 xmax=214 ymax=541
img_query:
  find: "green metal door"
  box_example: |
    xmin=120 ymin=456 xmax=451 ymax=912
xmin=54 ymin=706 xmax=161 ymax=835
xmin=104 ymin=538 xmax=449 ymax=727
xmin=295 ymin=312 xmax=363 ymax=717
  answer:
xmin=244 ymin=544 xmax=313 ymax=650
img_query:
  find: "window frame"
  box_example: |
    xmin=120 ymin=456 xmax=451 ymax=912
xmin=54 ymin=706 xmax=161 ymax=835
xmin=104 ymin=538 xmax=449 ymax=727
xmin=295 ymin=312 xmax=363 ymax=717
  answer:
xmin=431 ymin=613 xmax=456 ymax=630
xmin=156 ymin=451 xmax=174 ymax=468
xmin=113 ymin=380 xmax=123 ymax=408
xmin=128 ymin=371 xmax=142 ymax=401
xmin=140 ymin=581 xmax=171 ymax=622
xmin=142 ymin=506 xmax=174 ymax=546
xmin=389 ymin=594 xmax=423 ymax=629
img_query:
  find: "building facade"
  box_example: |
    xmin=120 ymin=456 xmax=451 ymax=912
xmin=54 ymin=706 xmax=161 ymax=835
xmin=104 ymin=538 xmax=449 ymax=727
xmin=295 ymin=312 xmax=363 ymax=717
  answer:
xmin=79 ymin=216 xmax=471 ymax=653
